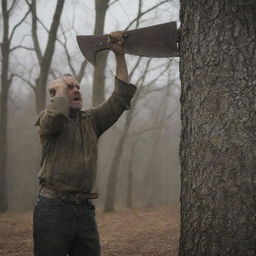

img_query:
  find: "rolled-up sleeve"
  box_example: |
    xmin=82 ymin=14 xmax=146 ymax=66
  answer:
xmin=91 ymin=78 xmax=136 ymax=137
xmin=35 ymin=96 xmax=69 ymax=135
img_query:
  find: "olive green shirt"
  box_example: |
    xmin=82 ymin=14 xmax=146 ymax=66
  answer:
xmin=35 ymin=78 xmax=136 ymax=194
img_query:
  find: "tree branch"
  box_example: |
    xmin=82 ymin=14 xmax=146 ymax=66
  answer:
xmin=10 ymin=45 xmax=34 ymax=52
xmin=9 ymin=9 xmax=30 ymax=41
xmin=57 ymin=26 xmax=77 ymax=77
xmin=108 ymin=0 xmax=119 ymax=7
xmin=13 ymin=73 xmax=36 ymax=93
xmin=77 ymin=60 xmax=87 ymax=83
xmin=36 ymin=16 xmax=50 ymax=33
xmin=30 ymin=0 xmax=42 ymax=62
xmin=125 ymin=0 xmax=169 ymax=30
xmin=8 ymin=0 xmax=17 ymax=14
xmin=129 ymin=57 xmax=142 ymax=80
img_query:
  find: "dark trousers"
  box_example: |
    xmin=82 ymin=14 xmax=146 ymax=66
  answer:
xmin=33 ymin=195 xmax=101 ymax=256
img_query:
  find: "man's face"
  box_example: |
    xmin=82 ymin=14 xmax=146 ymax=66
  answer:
xmin=64 ymin=76 xmax=83 ymax=110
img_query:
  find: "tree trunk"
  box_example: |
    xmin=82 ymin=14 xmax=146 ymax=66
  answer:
xmin=179 ymin=1 xmax=256 ymax=255
xmin=104 ymin=87 xmax=141 ymax=212
xmin=103 ymin=118 xmax=131 ymax=212
xmin=92 ymin=0 xmax=109 ymax=106
xmin=0 ymin=83 xmax=9 ymax=213
xmin=126 ymin=146 xmax=135 ymax=208
xmin=35 ymin=75 xmax=47 ymax=114
xmin=0 ymin=0 xmax=10 ymax=212
xmin=32 ymin=0 xmax=65 ymax=113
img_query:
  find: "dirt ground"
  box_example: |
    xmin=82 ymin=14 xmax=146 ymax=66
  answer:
xmin=0 ymin=205 xmax=180 ymax=256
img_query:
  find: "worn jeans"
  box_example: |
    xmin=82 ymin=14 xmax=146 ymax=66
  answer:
xmin=33 ymin=195 xmax=101 ymax=256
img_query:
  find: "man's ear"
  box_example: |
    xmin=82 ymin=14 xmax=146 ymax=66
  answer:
xmin=49 ymin=88 xmax=56 ymax=97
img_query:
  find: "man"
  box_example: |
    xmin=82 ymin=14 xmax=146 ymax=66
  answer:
xmin=33 ymin=31 xmax=136 ymax=256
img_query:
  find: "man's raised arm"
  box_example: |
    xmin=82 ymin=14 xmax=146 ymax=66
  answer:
xmin=91 ymin=31 xmax=136 ymax=137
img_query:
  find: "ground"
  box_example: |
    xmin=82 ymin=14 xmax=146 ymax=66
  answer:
xmin=0 ymin=205 xmax=179 ymax=256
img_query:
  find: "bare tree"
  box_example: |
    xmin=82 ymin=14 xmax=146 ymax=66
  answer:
xmin=103 ymin=58 xmax=175 ymax=212
xmin=26 ymin=0 xmax=65 ymax=114
xmin=179 ymin=1 xmax=256 ymax=255
xmin=145 ymin=81 xmax=178 ymax=208
xmin=92 ymin=0 xmax=110 ymax=106
xmin=0 ymin=0 xmax=29 ymax=212
xmin=103 ymin=0 xmax=172 ymax=212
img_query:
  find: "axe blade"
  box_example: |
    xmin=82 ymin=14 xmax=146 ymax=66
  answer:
xmin=77 ymin=21 xmax=178 ymax=65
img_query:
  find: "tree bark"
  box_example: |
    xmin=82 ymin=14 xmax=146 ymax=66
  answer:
xmin=92 ymin=0 xmax=109 ymax=106
xmin=179 ymin=1 xmax=256 ymax=255
xmin=0 ymin=0 xmax=11 ymax=212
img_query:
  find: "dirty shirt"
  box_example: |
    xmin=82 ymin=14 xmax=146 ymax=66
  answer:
xmin=35 ymin=78 xmax=136 ymax=194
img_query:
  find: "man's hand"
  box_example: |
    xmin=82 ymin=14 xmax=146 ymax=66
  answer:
xmin=49 ymin=77 xmax=68 ymax=97
xmin=108 ymin=30 xmax=127 ymax=55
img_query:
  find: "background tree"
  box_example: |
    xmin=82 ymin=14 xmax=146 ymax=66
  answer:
xmin=92 ymin=0 xmax=110 ymax=106
xmin=0 ymin=0 xmax=29 ymax=212
xmin=179 ymin=1 xmax=256 ymax=255
xmin=27 ymin=0 xmax=65 ymax=113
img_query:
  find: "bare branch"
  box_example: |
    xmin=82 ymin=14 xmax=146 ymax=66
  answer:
xmin=129 ymin=57 xmax=142 ymax=80
xmin=108 ymin=0 xmax=119 ymax=7
xmin=36 ymin=16 xmax=50 ymax=33
xmin=10 ymin=45 xmax=34 ymax=52
xmin=125 ymin=0 xmax=169 ymax=30
xmin=8 ymin=0 xmax=18 ymax=14
xmin=8 ymin=73 xmax=15 ymax=85
xmin=135 ymin=0 xmax=142 ymax=29
xmin=13 ymin=73 xmax=36 ymax=93
xmin=49 ymin=69 xmax=59 ymax=79
xmin=57 ymin=26 xmax=77 ymax=77
xmin=135 ymin=58 xmax=152 ymax=85
xmin=77 ymin=60 xmax=87 ymax=83
xmin=30 ymin=0 xmax=42 ymax=62
xmin=9 ymin=9 xmax=30 ymax=41
xmin=164 ymin=107 xmax=179 ymax=121
xmin=143 ymin=59 xmax=173 ymax=87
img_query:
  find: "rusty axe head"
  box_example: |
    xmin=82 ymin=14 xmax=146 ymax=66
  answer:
xmin=77 ymin=21 xmax=179 ymax=65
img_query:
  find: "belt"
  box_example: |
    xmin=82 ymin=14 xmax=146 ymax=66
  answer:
xmin=39 ymin=185 xmax=98 ymax=205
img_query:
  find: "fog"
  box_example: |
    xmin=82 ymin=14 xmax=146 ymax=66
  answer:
xmin=1 ymin=0 xmax=181 ymax=212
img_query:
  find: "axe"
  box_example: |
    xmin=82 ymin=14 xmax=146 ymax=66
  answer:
xmin=77 ymin=21 xmax=179 ymax=65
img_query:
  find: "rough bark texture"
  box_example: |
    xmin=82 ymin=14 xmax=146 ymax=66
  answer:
xmin=179 ymin=1 xmax=256 ymax=255
xmin=92 ymin=0 xmax=109 ymax=106
xmin=0 ymin=0 xmax=10 ymax=212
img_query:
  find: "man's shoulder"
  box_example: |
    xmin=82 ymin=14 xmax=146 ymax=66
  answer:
xmin=35 ymin=109 xmax=47 ymax=126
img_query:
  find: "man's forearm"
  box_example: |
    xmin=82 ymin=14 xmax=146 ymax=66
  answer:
xmin=115 ymin=53 xmax=128 ymax=83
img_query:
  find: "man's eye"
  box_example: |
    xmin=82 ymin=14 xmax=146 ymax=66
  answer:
xmin=68 ymin=85 xmax=74 ymax=89
xmin=76 ymin=85 xmax=80 ymax=90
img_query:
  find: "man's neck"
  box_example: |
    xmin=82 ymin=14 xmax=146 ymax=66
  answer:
xmin=69 ymin=109 xmax=80 ymax=121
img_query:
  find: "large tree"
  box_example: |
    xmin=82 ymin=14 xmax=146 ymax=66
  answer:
xmin=179 ymin=1 xmax=256 ymax=255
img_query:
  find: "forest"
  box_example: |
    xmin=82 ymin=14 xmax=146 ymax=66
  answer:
xmin=1 ymin=0 xmax=255 ymax=255
xmin=0 ymin=0 xmax=180 ymax=212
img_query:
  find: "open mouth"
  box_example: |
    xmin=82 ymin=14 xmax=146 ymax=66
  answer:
xmin=73 ymin=96 xmax=81 ymax=101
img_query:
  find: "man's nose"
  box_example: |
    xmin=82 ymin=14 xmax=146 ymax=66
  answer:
xmin=73 ymin=86 xmax=80 ymax=92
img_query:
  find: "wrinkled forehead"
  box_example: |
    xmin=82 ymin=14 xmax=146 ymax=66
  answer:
xmin=63 ymin=75 xmax=79 ymax=86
